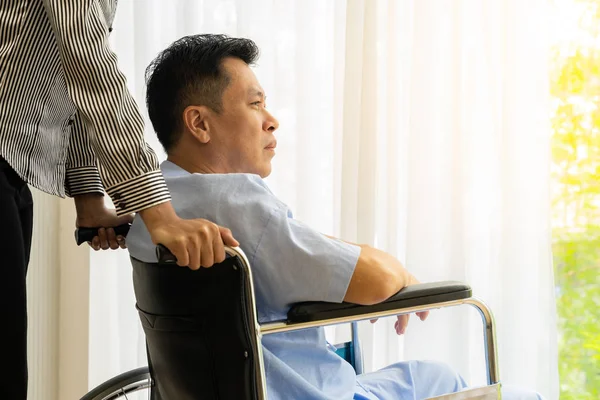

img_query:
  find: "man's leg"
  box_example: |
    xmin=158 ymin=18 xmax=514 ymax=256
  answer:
xmin=501 ymin=386 xmax=545 ymax=400
xmin=0 ymin=159 xmax=34 ymax=399
xmin=356 ymin=360 xmax=468 ymax=399
xmin=356 ymin=360 xmax=546 ymax=400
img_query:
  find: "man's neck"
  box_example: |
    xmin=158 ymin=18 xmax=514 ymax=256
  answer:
xmin=166 ymin=153 xmax=221 ymax=175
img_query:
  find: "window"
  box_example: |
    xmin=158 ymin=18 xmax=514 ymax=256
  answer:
xmin=551 ymin=0 xmax=600 ymax=398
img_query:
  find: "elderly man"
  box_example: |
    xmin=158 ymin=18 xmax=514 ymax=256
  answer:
xmin=127 ymin=34 xmax=543 ymax=400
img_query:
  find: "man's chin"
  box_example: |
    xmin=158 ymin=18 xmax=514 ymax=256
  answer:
xmin=259 ymin=164 xmax=272 ymax=178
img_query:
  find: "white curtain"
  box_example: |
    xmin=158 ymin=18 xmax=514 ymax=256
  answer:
xmin=89 ymin=0 xmax=558 ymax=398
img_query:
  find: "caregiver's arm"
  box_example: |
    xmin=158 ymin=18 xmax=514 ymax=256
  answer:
xmin=343 ymin=244 xmax=412 ymax=306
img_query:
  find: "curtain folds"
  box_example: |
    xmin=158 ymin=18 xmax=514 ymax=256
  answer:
xmin=89 ymin=1 xmax=557 ymax=398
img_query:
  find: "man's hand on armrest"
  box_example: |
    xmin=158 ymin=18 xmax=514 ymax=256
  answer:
xmin=334 ymin=238 xmax=429 ymax=334
xmin=370 ymin=273 xmax=430 ymax=336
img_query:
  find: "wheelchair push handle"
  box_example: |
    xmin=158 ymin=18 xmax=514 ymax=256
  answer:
xmin=74 ymin=224 xmax=180 ymax=263
xmin=156 ymin=244 xmax=177 ymax=264
xmin=74 ymin=224 xmax=239 ymax=265
xmin=74 ymin=223 xmax=132 ymax=245
xmin=156 ymin=244 xmax=239 ymax=264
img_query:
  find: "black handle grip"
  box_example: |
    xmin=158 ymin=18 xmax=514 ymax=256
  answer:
xmin=156 ymin=244 xmax=178 ymax=264
xmin=74 ymin=223 xmax=132 ymax=245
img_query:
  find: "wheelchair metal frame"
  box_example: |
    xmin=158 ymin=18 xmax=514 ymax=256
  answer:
xmin=232 ymin=247 xmax=500 ymax=399
xmin=82 ymin=246 xmax=500 ymax=400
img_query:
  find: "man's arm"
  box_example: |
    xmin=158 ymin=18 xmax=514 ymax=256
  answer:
xmin=343 ymin=244 xmax=411 ymax=305
xmin=323 ymin=234 xmax=410 ymax=305
xmin=328 ymin=235 xmax=429 ymax=333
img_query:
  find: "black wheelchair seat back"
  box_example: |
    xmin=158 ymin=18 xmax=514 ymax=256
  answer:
xmin=132 ymin=256 xmax=259 ymax=400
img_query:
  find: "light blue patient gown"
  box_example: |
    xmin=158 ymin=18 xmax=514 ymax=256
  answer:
xmin=127 ymin=161 xmax=543 ymax=400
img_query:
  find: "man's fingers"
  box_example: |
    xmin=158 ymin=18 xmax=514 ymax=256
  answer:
xmin=394 ymin=312 xmax=426 ymax=336
xmin=417 ymin=311 xmax=429 ymax=321
xmin=396 ymin=314 xmax=409 ymax=335
xmin=219 ymin=226 xmax=239 ymax=247
xmin=106 ymin=228 xmax=119 ymax=250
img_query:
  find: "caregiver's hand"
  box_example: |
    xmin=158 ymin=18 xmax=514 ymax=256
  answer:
xmin=75 ymin=193 xmax=134 ymax=250
xmin=140 ymin=201 xmax=239 ymax=270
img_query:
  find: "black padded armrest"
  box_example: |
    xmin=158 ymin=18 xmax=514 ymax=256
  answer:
xmin=287 ymin=281 xmax=471 ymax=323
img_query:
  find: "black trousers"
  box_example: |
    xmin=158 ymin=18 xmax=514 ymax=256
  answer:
xmin=0 ymin=158 xmax=33 ymax=399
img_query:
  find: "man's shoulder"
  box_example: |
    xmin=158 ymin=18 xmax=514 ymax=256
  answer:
xmin=161 ymin=160 xmax=266 ymax=188
xmin=158 ymin=163 xmax=286 ymax=222
xmin=127 ymin=171 xmax=283 ymax=262
xmin=165 ymin=171 xmax=274 ymax=202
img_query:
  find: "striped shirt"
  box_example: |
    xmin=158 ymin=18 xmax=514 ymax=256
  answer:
xmin=0 ymin=0 xmax=170 ymax=216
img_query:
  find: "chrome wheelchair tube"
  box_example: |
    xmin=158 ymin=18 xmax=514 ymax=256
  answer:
xmin=465 ymin=297 xmax=500 ymax=385
xmin=226 ymin=245 xmax=500 ymax=397
xmin=350 ymin=321 xmax=364 ymax=375
xmin=224 ymin=246 xmax=269 ymax=400
xmin=260 ymin=299 xmax=469 ymax=334
xmin=261 ymin=297 xmax=500 ymax=387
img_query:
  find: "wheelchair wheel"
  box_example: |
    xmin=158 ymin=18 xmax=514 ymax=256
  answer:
xmin=80 ymin=367 xmax=151 ymax=400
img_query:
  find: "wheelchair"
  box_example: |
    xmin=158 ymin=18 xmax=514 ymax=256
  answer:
xmin=79 ymin=241 xmax=501 ymax=399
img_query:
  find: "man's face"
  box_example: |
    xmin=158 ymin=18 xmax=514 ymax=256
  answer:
xmin=207 ymin=57 xmax=279 ymax=178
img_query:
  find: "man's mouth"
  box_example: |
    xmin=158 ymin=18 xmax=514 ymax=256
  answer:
xmin=265 ymin=141 xmax=277 ymax=150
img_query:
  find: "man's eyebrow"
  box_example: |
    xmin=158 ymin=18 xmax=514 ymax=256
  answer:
xmin=248 ymin=88 xmax=265 ymax=99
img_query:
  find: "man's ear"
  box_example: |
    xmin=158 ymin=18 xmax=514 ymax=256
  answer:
xmin=183 ymin=105 xmax=211 ymax=144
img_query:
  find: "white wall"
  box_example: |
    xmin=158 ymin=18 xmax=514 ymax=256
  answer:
xmin=26 ymin=188 xmax=60 ymax=400
xmin=26 ymin=189 xmax=90 ymax=400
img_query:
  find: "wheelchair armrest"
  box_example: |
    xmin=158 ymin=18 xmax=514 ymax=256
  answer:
xmin=287 ymin=281 xmax=471 ymax=323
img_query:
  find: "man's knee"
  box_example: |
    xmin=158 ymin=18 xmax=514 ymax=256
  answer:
xmin=411 ymin=360 xmax=468 ymax=395
xmin=502 ymin=385 xmax=546 ymax=400
xmin=357 ymin=360 xmax=467 ymax=398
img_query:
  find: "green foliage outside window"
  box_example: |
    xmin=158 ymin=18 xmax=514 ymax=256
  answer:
xmin=551 ymin=0 xmax=600 ymax=397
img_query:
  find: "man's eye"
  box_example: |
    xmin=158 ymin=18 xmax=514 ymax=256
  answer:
xmin=252 ymin=101 xmax=267 ymax=108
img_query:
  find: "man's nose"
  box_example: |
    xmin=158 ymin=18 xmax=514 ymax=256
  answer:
xmin=264 ymin=111 xmax=279 ymax=132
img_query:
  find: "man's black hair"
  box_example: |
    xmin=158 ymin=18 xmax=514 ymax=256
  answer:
xmin=145 ymin=34 xmax=259 ymax=151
